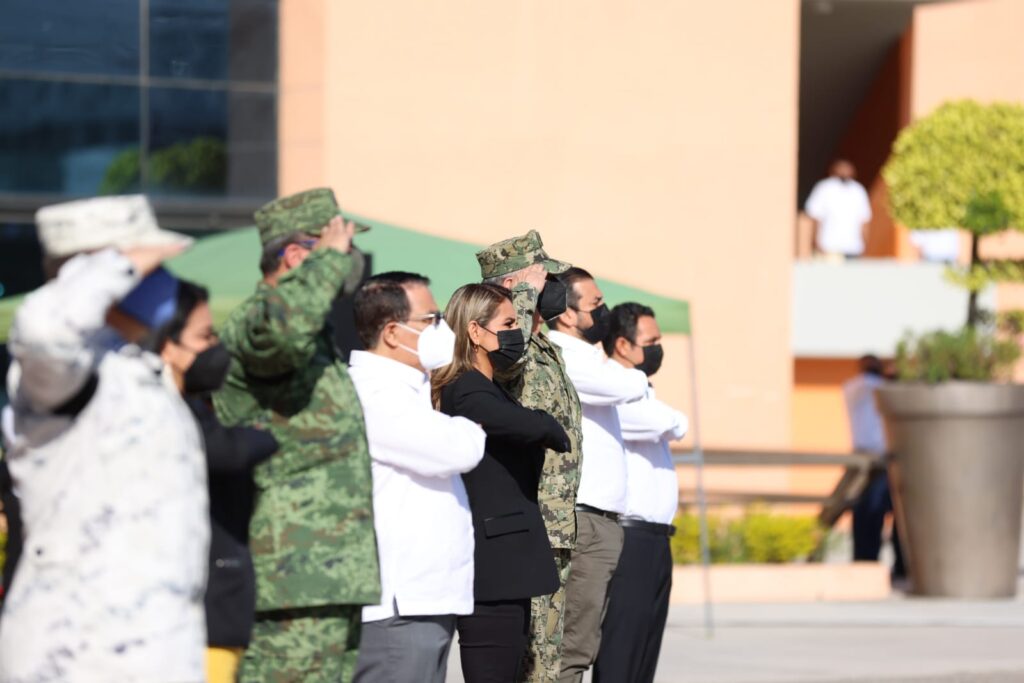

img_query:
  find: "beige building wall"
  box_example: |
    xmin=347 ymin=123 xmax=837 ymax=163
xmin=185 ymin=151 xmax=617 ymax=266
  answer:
xmin=280 ymin=0 xmax=801 ymax=449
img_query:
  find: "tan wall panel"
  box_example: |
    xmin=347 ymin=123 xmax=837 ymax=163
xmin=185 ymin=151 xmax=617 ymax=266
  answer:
xmin=912 ymin=0 xmax=1024 ymax=118
xmin=282 ymin=1 xmax=800 ymax=448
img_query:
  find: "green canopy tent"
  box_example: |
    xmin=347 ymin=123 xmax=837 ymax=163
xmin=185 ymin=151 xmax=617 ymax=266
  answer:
xmin=0 ymin=215 xmax=713 ymax=633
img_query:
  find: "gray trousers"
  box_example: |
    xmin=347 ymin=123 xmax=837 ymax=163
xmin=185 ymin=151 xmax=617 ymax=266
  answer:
xmin=557 ymin=511 xmax=625 ymax=683
xmin=352 ymin=612 xmax=456 ymax=683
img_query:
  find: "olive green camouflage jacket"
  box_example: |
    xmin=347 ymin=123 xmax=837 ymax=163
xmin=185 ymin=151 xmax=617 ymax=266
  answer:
xmin=496 ymin=283 xmax=584 ymax=550
xmin=214 ymin=248 xmax=380 ymax=611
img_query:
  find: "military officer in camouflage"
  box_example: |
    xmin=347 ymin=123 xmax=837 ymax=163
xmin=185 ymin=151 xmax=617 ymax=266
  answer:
xmin=477 ymin=231 xmax=584 ymax=683
xmin=214 ymin=188 xmax=380 ymax=683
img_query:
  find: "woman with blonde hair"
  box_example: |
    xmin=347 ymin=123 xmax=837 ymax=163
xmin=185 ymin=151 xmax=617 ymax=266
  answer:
xmin=433 ymin=283 xmax=568 ymax=682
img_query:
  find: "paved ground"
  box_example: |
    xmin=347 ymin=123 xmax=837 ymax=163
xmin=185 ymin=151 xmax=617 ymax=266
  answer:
xmin=445 ymin=590 xmax=1024 ymax=682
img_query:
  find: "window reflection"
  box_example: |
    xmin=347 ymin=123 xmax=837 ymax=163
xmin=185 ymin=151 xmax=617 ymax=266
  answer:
xmin=150 ymin=0 xmax=277 ymax=82
xmin=0 ymin=80 xmax=140 ymax=195
xmin=0 ymin=0 xmax=140 ymax=77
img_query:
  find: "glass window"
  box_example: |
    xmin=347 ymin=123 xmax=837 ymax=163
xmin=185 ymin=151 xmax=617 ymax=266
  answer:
xmin=0 ymin=223 xmax=44 ymax=298
xmin=0 ymin=80 xmax=140 ymax=195
xmin=146 ymin=88 xmax=275 ymax=197
xmin=150 ymin=0 xmax=277 ymax=82
xmin=0 ymin=0 xmax=140 ymax=77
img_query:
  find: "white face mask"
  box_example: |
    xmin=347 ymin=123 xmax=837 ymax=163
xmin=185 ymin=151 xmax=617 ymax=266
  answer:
xmin=397 ymin=319 xmax=456 ymax=371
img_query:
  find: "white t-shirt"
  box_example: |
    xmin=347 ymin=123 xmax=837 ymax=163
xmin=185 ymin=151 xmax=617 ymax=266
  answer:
xmin=843 ymin=372 xmax=887 ymax=456
xmin=805 ymin=176 xmax=872 ymax=256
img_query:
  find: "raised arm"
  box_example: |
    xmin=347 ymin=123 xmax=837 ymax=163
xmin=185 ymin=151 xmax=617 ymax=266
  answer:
xmin=454 ymin=385 xmax=569 ymax=452
xmin=564 ymin=352 xmax=649 ymax=407
xmin=232 ymin=249 xmax=352 ymax=377
xmin=361 ymin=388 xmax=486 ymax=478
xmin=7 ymin=249 xmax=139 ymax=412
xmin=618 ymin=390 xmax=689 ymax=443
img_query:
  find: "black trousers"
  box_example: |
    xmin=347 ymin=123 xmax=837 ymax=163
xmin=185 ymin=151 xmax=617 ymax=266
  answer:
xmin=852 ymin=469 xmax=906 ymax=578
xmin=592 ymin=526 xmax=673 ymax=683
xmin=457 ymin=598 xmax=530 ymax=683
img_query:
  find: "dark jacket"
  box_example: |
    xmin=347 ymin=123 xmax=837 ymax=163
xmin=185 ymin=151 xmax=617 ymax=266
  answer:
xmin=440 ymin=370 xmax=567 ymax=602
xmin=186 ymin=396 xmax=277 ymax=648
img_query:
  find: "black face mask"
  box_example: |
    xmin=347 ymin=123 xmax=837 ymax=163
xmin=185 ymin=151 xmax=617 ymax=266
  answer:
xmin=183 ymin=343 xmax=232 ymax=395
xmin=579 ymin=304 xmax=611 ymax=345
xmin=537 ymin=279 xmax=568 ymax=321
xmin=635 ymin=343 xmax=664 ymax=377
xmin=485 ymin=327 xmax=527 ymax=372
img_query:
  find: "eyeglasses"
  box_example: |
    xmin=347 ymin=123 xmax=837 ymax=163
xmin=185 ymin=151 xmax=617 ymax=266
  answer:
xmin=277 ymin=239 xmax=317 ymax=257
xmin=404 ymin=312 xmax=444 ymax=328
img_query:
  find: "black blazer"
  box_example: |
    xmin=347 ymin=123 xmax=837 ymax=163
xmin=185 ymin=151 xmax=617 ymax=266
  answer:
xmin=440 ymin=370 xmax=568 ymax=602
xmin=186 ymin=396 xmax=277 ymax=648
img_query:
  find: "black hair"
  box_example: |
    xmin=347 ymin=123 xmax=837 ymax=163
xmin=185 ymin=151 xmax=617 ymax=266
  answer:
xmin=548 ymin=266 xmax=595 ymax=332
xmin=145 ymin=279 xmax=210 ymax=353
xmin=353 ymin=271 xmax=432 ymax=348
xmin=603 ymin=302 xmax=656 ymax=356
xmin=859 ymin=354 xmax=884 ymax=376
xmin=259 ymin=231 xmax=312 ymax=275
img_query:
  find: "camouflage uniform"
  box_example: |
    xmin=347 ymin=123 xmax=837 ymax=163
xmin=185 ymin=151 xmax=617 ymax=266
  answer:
xmin=214 ymin=188 xmax=380 ymax=683
xmin=477 ymin=231 xmax=584 ymax=683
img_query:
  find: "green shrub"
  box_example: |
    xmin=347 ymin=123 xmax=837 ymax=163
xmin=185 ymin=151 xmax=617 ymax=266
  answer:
xmin=671 ymin=507 xmax=823 ymax=565
xmin=895 ymin=325 xmax=1021 ymax=382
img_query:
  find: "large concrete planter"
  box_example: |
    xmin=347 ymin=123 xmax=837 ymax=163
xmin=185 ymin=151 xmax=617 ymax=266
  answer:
xmin=876 ymin=382 xmax=1024 ymax=598
xmin=670 ymin=563 xmax=891 ymax=604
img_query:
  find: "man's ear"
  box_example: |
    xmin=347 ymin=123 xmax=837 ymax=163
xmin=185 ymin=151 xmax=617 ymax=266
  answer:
xmin=554 ymin=307 xmax=576 ymax=331
xmin=614 ymin=335 xmax=632 ymax=359
xmin=380 ymin=321 xmax=400 ymax=350
xmin=501 ymin=276 xmax=516 ymax=290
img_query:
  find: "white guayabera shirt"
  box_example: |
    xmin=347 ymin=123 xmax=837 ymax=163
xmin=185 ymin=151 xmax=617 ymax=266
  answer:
xmin=0 ymin=249 xmax=209 ymax=683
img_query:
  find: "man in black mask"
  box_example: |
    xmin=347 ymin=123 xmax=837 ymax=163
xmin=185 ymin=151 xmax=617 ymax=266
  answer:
xmin=594 ymin=303 xmax=686 ymax=683
xmin=148 ymin=279 xmax=279 ymax=683
xmin=547 ymin=268 xmax=648 ymax=683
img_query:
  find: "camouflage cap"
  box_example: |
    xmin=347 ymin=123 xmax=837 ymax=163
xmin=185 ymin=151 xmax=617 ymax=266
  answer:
xmin=254 ymin=187 xmax=371 ymax=247
xmin=476 ymin=230 xmax=572 ymax=280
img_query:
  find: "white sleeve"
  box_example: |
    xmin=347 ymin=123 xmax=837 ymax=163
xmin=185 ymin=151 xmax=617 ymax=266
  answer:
xmin=361 ymin=388 xmax=486 ymax=478
xmin=564 ymin=352 xmax=649 ymax=407
xmin=7 ymin=249 xmax=139 ymax=412
xmin=805 ymin=181 xmax=826 ymax=219
xmin=858 ymin=184 xmax=873 ymax=222
xmin=618 ymin=392 xmax=689 ymax=443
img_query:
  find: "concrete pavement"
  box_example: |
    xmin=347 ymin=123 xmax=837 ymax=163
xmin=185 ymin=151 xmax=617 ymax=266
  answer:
xmin=445 ymin=591 xmax=1024 ymax=682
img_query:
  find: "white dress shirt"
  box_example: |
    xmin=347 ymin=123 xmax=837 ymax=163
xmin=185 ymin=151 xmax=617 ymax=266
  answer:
xmin=618 ymin=387 xmax=688 ymax=525
xmin=805 ymin=176 xmax=872 ymax=256
xmin=347 ymin=350 xmax=486 ymax=622
xmin=548 ymin=331 xmax=648 ymax=514
xmin=843 ymin=372 xmax=888 ymax=456
xmin=1 ymin=250 xmax=208 ymax=683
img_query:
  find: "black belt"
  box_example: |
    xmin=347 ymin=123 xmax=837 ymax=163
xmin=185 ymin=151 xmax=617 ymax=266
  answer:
xmin=575 ymin=504 xmax=620 ymax=522
xmin=619 ymin=517 xmax=676 ymax=537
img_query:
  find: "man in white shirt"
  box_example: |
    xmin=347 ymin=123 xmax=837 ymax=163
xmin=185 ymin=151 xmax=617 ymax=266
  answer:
xmin=805 ymin=159 xmax=873 ymax=259
xmin=843 ymin=355 xmax=905 ymax=579
xmin=547 ymin=268 xmax=649 ymax=683
xmin=593 ymin=303 xmax=687 ymax=683
xmin=348 ymin=271 xmax=486 ymax=683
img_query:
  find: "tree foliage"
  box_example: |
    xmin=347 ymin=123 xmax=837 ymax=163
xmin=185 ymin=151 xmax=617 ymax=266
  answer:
xmin=883 ymin=100 xmax=1024 ymax=232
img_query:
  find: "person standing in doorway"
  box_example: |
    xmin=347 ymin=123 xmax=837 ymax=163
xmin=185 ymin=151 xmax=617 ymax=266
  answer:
xmin=805 ymin=159 xmax=873 ymax=261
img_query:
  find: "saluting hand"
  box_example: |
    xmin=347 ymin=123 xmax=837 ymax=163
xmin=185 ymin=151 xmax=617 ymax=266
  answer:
xmin=122 ymin=242 xmax=189 ymax=277
xmin=317 ymin=216 xmax=355 ymax=254
xmin=510 ymin=263 xmax=547 ymax=292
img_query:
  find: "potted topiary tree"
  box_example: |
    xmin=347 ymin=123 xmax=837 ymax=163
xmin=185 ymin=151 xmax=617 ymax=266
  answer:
xmin=878 ymin=100 xmax=1024 ymax=598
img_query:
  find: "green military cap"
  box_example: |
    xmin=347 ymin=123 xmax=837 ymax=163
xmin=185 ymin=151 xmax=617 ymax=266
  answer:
xmin=476 ymin=229 xmax=572 ymax=280
xmin=254 ymin=187 xmax=371 ymax=247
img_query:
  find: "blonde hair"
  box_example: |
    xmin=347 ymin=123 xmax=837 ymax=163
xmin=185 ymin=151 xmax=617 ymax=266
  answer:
xmin=431 ymin=283 xmax=512 ymax=409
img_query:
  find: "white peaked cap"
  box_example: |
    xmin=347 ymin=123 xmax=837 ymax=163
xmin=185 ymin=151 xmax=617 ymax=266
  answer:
xmin=34 ymin=195 xmax=193 ymax=258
